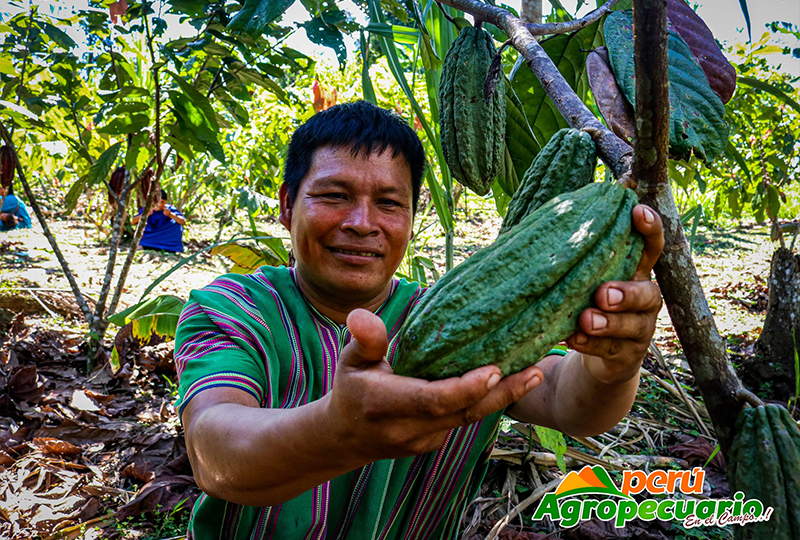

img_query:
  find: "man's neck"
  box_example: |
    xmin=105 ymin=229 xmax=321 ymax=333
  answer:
xmin=292 ymin=271 xmax=392 ymax=325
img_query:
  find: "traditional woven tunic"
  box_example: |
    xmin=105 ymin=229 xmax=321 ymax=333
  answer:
xmin=175 ymin=266 xmax=506 ymax=540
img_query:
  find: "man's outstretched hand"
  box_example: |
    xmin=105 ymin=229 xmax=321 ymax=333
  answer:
xmin=565 ymin=204 xmax=664 ymax=384
xmin=326 ymin=309 xmax=544 ymax=461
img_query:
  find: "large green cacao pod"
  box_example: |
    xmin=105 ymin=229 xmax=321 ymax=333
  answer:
xmin=728 ymin=403 xmax=800 ymax=539
xmin=500 ymin=128 xmax=597 ymax=234
xmin=393 ymin=182 xmax=643 ymax=380
xmin=439 ymin=26 xmax=506 ymax=196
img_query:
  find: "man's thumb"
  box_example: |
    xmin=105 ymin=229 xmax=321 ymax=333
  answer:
xmin=343 ymin=308 xmax=389 ymax=368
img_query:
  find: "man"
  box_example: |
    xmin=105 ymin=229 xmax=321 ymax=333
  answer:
xmin=132 ymin=189 xmax=186 ymax=252
xmin=0 ymin=185 xmax=31 ymax=232
xmin=175 ymin=101 xmax=664 ymax=539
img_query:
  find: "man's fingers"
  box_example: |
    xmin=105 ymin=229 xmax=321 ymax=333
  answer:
xmin=343 ymin=308 xmax=389 ymax=368
xmin=592 ymin=280 xmax=662 ymax=313
xmin=576 ymin=309 xmax=654 ymax=341
xmin=631 ymin=205 xmax=664 ymax=280
xmin=566 ymin=333 xmax=646 ymax=362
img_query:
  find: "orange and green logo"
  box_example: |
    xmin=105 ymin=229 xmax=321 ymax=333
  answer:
xmin=532 ymin=466 xmax=773 ymax=529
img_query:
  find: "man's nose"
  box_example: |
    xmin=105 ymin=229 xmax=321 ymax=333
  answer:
xmin=341 ymin=201 xmax=378 ymax=235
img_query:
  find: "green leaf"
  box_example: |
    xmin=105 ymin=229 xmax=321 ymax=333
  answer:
xmin=211 ymin=242 xmax=282 ymax=273
xmin=767 ymin=184 xmax=781 ymax=218
xmin=363 ymin=22 xmax=420 ymax=45
xmin=534 ymin=425 xmax=568 ymax=473
xmin=42 ymin=22 xmax=77 ymax=49
xmin=509 ymin=21 xmax=602 ymax=172
xmin=64 ymin=176 xmax=87 ymax=215
xmin=108 ymin=295 xmax=186 ymax=341
xmin=604 ymin=11 xmax=728 ymax=162
xmin=360 ymin=32 xmax=378 ymax=104
xmin=227 ymin=0 xmax=295 ymax=34
xmin=737 ymin=76 xmax=800 ymax=116
xmin=97 ymin=113 xmax=150 ymax=135
xmin=302 ymin=16 xmax=347 ymax=68
xmin=737 ymin=0 xmax=752 ymax=41
xmin=725 ymin=141 xmax=752 ymax=183
xmin=88 ymin=143 xmax=122 ymax=187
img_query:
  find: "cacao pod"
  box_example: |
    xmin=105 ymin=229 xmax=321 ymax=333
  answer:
xmin=439 ymin=26 xmax=506 ymax=196
xmin=393 ymin=182 xmax=643 ymax=380
xmin=500 ymin=128 xmax=597 ymax=234
xmin=728 ymin=403 xmax=800 ymax=539
xmin=108 ymin=166 xmax=126 ymax=206
xmin=139 ymin=168 xmax=154 ymax=200
xmin=1 ymin=145 xmax=15 ymax=189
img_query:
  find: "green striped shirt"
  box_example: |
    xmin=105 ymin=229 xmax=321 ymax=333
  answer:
xmin=175 ymin=265 xmax=506 ymax=540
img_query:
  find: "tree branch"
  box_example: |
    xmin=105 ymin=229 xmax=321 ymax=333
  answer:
xmin=525 ymin=0 xmax=619 ymax=36
xmin=630 ymin=0 xmax=743 ymax=455
xmin=437 ymin=0 xmax=633 ymax=178
xmin=0 ymin=122 xmax=94 ymax=324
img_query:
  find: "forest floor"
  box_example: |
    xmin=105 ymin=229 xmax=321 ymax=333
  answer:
xmin=0 ymin=200 xmax=778 ymax=540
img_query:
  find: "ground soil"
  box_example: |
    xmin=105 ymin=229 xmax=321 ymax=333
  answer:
xmin=0 ymin=203 xmax=778 ymax=540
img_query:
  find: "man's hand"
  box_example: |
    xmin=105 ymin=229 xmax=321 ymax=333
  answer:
xmin=326 ymin=309 xmax=544 ymax=461
xmin=565 ymin=204 xmax=664 ymax=384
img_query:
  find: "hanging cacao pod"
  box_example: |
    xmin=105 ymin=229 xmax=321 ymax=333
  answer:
xmin=1 ymin=145 xmax=16 ymax=189
xmin=108 ymin=166 xmax=126 ymax=206
xmin=139 ymin=168 xmax=154 ymax=200
xmin=439 ymin=26 xmax=506 ymax=196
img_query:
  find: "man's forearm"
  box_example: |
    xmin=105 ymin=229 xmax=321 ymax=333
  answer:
xmin=507 ymin=351 xmax=640 ymax=437
xmin=186 ymin=391 xmax=368 ymax=507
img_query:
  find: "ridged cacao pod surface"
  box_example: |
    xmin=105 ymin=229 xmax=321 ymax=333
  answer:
xmin=439 ymin=26 xmax=506 ymax=196
xmin=500 ymin=128 xmax=597 ymax=234
xmin=728 ymin=403 xmax=800 ymax=539
xmin=1 ymin=145 xmax=15 ymax=189
xmin=393 ymin=182 xmax=643 ymax=380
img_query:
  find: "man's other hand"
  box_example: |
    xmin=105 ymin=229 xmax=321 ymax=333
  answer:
xmin=327 ymin=309 xmax=544 ymax=461
xmin=565 ymin=204 xmax=664 ymax=385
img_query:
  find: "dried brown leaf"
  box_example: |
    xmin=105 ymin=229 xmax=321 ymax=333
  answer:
xmin=32 ymin=437 xmax=81 ymax=457
xmin=586 ymin=47 xmax=635 ymax=144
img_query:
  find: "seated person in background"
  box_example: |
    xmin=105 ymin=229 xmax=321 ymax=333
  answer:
xmin=0 ymin=184 xmax=32 ymax=232
xmin=132 ymin=189 xmax=186 ymax=253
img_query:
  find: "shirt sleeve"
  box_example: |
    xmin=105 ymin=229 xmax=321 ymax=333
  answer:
xmin=174 ymin=286 xmax=270 ymax=421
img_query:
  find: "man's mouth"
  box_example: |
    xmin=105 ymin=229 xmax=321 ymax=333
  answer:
xmin=330 ymin=248 xmax=379 ymax=257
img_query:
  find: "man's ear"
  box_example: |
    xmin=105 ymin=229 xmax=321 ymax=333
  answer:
xmin=278 ymin=183 xmax=292 ymax=231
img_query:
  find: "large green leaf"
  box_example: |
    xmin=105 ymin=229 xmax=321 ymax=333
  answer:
xmin=498 ymin=88 xmax=537 ymax=196
xmin=210 ymin=242 xmax=283 ymax=273
xmin=87 ymin=142 xmax=121 ymax=187
xmin=302 ymin=16 xmax=347 ymax=68
xmin=227 ymin=0 xmax=295 ymax=35
xmin=604 ymin=10 xmax=728 ymax=162
xmin=97 ymin=113 xmax=150 ymax=135
xmin=508 ymin=21 xmax=603 ymax=174
xmin=64 ymin=175 xmax=87 ymax=215
xmin=109 ymin=294 xmax=186 ymax=341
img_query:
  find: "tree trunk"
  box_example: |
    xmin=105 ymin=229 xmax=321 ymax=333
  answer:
xmin=521 ymin=0 xmax=542 ymax=24
xmin=740 ymin=247 xmax=800 ymax=401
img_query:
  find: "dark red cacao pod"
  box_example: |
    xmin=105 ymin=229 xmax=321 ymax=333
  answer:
xmin=108 ymin=166 xmax=126 ymax=206
xmin=1 ymin=145 xmax=16 ymax=189
xmin=139 ymin=168 xmax=154 ymax=200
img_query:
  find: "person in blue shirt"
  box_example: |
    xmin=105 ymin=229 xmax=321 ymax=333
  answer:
xmin=0 ymin=184 xmax=32 ymax=232
xmin=132 ymin=189 xmax=186 ymax=253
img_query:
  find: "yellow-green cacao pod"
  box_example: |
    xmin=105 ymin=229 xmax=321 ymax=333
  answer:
xmin=439 ymin=26 xmax=506 ymax=196
xmin=393 ymin=182 xmax=643 ymax=380
xmin=500 ymin=128 xmax=597 ymax=234
xmin=728 ymin=403 xmax=800 ymax=539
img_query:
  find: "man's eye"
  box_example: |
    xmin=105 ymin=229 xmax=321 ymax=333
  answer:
xmin=379 ymin=199 xmax=402 ymax=207
xmin=321 ymin=193 xmax=345 ymax=199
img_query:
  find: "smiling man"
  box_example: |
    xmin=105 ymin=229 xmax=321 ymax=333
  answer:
xmin=175 ymin=100 xmax=664 ymax=540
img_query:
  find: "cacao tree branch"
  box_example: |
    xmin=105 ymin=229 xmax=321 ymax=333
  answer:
xmin=437 ymin=0 xmax=633 ymax=178
xmin=103 ymin=5 xmax=164 ymax=323
xmin=525 ymin=0 xmax=619 ymax=36
xmin=630 ymin=0 xmax=743 ymax=455
xmin=0 ymin=122 xmax=94 ymax=324
xmin=16 ymin=7 xmax=36 ymax=107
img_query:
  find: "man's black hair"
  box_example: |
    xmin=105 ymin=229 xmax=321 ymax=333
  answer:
xmin=283 ymin=100 xmax=426 ymax=213
xmin=160 ymin=188 xmax=168 ymax=201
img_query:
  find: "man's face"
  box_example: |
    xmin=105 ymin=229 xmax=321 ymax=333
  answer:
xmin=279 ymin=145 xmax=414 ymax=305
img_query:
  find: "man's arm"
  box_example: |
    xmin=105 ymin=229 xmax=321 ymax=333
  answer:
xmin=182 ymin=309 xmax=545 ymax=507
xmin=507 ymin=204 xmax=664 ymax=436
xmin=164 ymin=205 xmax=186 ymax=226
